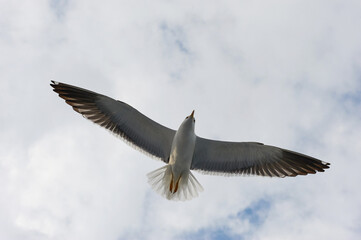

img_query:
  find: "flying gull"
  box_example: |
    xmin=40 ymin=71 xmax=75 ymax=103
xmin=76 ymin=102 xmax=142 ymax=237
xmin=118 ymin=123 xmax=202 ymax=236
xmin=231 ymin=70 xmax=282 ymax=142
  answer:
xmin=50 ymin=81 xmax=330 ymax=201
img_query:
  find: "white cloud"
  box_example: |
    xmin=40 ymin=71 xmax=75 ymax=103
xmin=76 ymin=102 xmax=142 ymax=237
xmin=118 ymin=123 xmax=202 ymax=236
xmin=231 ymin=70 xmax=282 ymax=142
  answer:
xmin=1 ymin=0 xmax=360 ymax=239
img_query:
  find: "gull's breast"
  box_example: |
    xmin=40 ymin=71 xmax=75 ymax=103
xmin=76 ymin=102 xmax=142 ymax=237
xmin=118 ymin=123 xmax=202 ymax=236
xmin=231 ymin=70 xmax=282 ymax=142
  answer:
xmin=169 ymin=129 xmax=196 ymax=174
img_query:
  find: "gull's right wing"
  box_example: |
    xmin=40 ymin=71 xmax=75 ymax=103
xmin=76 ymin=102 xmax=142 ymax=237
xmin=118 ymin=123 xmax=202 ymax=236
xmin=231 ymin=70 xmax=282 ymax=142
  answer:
xmin=51 ymin=81 xmax=175 ymax=162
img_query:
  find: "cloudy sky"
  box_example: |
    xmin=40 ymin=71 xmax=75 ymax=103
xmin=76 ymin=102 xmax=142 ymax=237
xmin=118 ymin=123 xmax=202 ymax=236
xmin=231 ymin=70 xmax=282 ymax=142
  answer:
xmin=1 ymin=0 xmax=361 ymax=239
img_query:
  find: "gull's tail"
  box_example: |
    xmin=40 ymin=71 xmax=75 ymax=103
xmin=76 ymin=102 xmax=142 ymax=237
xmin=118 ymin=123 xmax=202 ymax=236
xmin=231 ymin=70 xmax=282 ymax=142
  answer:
xmin=147 ymin=165 xmax=203 ymax=201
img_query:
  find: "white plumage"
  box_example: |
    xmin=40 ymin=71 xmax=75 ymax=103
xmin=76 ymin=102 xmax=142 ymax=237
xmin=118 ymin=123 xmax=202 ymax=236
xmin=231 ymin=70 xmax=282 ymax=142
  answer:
xmin=51 ymin=81 xmax=330 ymax=201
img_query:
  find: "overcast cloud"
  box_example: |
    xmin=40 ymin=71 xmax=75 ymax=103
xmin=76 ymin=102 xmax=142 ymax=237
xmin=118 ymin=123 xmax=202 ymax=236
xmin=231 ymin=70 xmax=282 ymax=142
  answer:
xmin=1 ymin=0 xmax=360 ymax=239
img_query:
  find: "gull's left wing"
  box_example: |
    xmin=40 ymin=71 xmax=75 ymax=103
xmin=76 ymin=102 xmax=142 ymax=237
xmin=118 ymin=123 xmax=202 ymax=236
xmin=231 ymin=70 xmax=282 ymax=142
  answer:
xmin=191 ymin=137 xmax=330 ymax=177
xmin=51 ymin=81 xmax=175 ymax=162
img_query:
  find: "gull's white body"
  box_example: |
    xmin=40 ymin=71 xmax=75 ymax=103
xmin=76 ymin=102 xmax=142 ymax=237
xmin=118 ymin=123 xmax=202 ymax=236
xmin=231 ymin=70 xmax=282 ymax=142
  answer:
xmin=147 ymin=111 xmax=203 ymax=200
xmin=169 ymin=113 xmax=196 ymax=178
xmin=51 ymin=81 xmax=330 ymax=201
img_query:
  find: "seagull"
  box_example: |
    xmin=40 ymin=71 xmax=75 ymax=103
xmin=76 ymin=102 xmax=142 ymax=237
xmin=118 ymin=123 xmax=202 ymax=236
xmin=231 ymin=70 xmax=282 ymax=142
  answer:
xmin=50 ymin=81 xmax=330 ymax=201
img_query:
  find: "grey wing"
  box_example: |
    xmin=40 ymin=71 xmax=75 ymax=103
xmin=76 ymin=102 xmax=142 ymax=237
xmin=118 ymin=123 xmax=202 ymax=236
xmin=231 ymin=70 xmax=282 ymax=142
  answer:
xmin=51 ymin=81 xmax=175 ymax=162
xmin=191 ymin=137 xmax=330 ymax=177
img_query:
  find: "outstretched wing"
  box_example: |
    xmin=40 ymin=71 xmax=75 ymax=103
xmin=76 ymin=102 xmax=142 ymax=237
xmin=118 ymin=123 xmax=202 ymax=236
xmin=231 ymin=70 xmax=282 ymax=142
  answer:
xmin=51 ymin=81 xmax=175 ymax=162
xmin=191 ymin=137 xmax=330 ymax=177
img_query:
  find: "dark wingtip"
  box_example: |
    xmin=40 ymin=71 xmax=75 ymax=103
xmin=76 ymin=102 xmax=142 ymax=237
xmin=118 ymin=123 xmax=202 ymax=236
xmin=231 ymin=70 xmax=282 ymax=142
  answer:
xmin=50 ymin=80 xmax=59 ymax=89
xmin=319 ymin=160 xmax=331 ymax=169
xmin=282 ymin=149 xmax=331 ymax=177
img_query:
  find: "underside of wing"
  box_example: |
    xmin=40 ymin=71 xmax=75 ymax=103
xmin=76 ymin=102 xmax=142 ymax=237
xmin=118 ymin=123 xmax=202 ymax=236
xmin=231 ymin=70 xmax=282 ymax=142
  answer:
xmin=51 ymin=81 xmax=175 ymax=162
xmin=191 ymin=137 xmax=330 ymax=177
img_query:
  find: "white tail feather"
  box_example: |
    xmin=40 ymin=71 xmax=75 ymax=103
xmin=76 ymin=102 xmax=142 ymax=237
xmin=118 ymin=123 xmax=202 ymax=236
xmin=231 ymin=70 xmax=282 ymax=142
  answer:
xmin=147 ymin=165 xmax=203 ymax=201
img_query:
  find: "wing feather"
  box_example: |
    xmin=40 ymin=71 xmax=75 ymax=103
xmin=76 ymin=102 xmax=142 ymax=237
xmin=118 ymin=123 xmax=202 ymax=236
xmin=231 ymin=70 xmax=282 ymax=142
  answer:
xmin=51 ymin=81 xmax=175 ymax=162
xmin=191 ymin=137 xmax=330 ymax=177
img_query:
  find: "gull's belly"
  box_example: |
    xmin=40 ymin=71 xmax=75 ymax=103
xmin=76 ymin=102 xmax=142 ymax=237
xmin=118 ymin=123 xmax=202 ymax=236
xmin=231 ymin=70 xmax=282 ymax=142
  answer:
xmin=169 ymin=131 xmax=196 ymax=175
xmin=170 ymin=146 xmax=194 ymax=171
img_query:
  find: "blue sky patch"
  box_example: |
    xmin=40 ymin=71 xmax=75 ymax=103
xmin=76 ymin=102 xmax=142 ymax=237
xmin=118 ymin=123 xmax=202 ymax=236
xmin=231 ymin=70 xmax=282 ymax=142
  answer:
xmin=180 ymin=199 xmax=271 ymax=240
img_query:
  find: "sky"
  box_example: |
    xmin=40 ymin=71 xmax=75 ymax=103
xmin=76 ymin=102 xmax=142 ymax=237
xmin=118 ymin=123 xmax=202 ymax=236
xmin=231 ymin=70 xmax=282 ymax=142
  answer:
xmin=1 ymin=0 xmax=361 ymax=239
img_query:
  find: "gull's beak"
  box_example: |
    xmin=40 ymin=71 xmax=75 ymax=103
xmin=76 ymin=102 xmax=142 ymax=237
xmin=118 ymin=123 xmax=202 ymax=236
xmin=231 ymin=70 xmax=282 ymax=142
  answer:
xmin=190 ymin=110 xmax=195 ymax=118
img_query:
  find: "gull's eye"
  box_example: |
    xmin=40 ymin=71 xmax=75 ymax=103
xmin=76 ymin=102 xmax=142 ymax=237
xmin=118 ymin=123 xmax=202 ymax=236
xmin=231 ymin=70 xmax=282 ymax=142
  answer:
xmin=186 ymin=116 xmax=189 ymax=119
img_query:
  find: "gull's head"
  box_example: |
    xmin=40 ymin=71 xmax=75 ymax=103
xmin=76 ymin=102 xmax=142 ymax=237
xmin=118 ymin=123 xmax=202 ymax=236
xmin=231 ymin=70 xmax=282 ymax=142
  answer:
xmin=187 ymin=110 xmax=195 ymax=122
xmin=181 ymin=110 xmax=196 ymax=130
xmin=189 ymin=110 xmax=195 ymax=119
